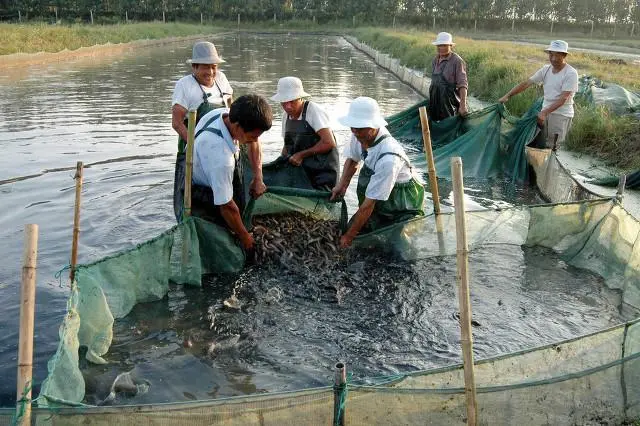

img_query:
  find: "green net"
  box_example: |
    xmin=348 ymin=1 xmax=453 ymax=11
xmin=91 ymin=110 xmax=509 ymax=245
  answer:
xmin=577 ymin=75 xmax=640 ymax=115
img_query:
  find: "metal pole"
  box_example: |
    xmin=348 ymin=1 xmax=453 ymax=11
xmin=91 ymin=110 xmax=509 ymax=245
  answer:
xmin=16 ymin=224 xmax=38 ymax=426
xmin=419 ymin=107 xmax=441 ymax=214
xmin=333 ymin=362 xmax=347 ymax=426
xmin=70 ymin=162 xmax=83 ymax=284
xmin=184 ymin=110 xmax=197 ymax=218
xmin=451 ymin=157 xmax=478 ymax=426
xmin=616 ymin=174 xmax=626 ymax=206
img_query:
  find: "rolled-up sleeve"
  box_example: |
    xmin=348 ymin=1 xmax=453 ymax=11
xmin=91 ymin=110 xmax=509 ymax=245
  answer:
xmin=455 ymin=58 xmax=468 ymax=89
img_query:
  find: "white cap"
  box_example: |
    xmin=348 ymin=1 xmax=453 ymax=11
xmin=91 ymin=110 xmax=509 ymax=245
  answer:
xmin=187 ymin=41 xmax=225 ymax=65
xmin=544 ymin=40 xmax=569 ymax=54
xmin=271 ymin=77 xmax=310 ymax=103
xmin=432 ymin=32 xmax=455 ymax=46
xmin=338 ymin=97 xmax=387 ymax=129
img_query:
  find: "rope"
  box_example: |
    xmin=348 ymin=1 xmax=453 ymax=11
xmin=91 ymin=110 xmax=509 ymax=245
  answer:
xmin=54 ymin=265 xmax=71 ymax=288
xmin=11 ymin=381 xmax=34 ymax=426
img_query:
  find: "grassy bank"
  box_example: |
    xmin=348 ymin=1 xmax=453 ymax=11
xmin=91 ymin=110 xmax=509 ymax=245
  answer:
xmin=0 ymin=22 xmax=219 ymax=55
xmin=351 ymin=27 xmax=640 ymax=169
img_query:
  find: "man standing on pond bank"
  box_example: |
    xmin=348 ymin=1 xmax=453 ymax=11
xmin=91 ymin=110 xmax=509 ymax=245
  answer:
xmin=429 ymin=32 xmax=468 ymax=121
xmin=499 ymin=40 xmax=579 ymax=150
xmin=330 ymin=97 xmax=425 ymax=248
xmin=271 ymin=76 xmax=339 ymax=189
xmin=191 ymin=95 xmax=273 ymax=251
xmin=171 ymin=41 xmax=265 ymax=222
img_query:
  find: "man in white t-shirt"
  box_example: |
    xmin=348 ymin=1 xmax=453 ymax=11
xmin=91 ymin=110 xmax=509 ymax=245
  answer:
xmin=171 ymin=41 xmax=265 ymax=222
xmin=270 ymin=77 xmax=339 ymax=189
xmin=191 ymin=94 xmax=273 ymax=251
xmin=330 ymin=97 xmax=425 ymax=248
xmin=499 ymin=40 xmax=579 ymax=149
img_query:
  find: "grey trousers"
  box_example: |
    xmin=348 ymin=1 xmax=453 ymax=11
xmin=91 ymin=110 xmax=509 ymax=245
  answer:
xmin=538 ymin=113 xmax=573 ymax=149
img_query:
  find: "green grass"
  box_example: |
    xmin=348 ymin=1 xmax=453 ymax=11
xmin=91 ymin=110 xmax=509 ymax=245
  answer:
xmin=0 ymin=22 xmax=218 ymax=55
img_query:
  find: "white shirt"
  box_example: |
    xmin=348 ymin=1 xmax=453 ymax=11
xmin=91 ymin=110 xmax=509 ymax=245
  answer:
xmin=192 ymin=108 xmax=238 ymax=206
xmin=280 ymin=101 xmax=332 ymax=137
xmin=343 ymin=128 xmax=415 ymax=201
xmin=529 ymin=64 xmax=579 ymax=117
xmin=172 ymin=71 xmax=233 ymax=111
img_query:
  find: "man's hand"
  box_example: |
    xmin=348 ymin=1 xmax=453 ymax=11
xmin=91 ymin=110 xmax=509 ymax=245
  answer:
xmin=239 ymin=232 xmax=255 ymax=251
xmin=330 ymin=185 xmax=346 ymax=202
xmin=288 ymin=152 xmax=305 ymax=167
xmin=498 ymin=95 xmax=509 ymax=104
xmin=249 ymin=177 xmax=267 ymax=199
xmin=537 ymin=110 xmax=548 ymax=126
xmin=458 ymin=104 xmax=468 ymax=116
xmin=340 ymin=234 xmax=354 ymax=249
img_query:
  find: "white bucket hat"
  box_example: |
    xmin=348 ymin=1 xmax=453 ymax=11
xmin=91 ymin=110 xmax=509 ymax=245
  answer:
xmin=187 ymin=41 xmax=225 ymax=65
xmin=271 ymin=77 xmax=310 ymax=103
xmin=432 ymin=32 xmax=455 ymax=46
xmin=544 ymin=40 xmax=569 ymax=54
xmin=339 ymin=97 xmax=388 ymax=129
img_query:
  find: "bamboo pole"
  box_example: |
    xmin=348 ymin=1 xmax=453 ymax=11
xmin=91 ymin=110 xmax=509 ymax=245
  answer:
xmin=16 ymin=224 xmax=38 ymax=426
xmin=183 ymin=110 xmax=197 ymax=218
xmin=451 ymin=157 xmax=478 ymax=426
xmin=419 ymin=106 xmax=441 ymax=214
xmin=70 ymin=162 xmax=83 ymax=284
xmin=333 ymin=362 xmax=347 ymax=426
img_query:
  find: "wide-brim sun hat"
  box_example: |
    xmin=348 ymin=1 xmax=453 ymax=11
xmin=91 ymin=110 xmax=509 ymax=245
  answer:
xmin=186 ymin=41 xmax=225 ymax=65
xmin=338 ymin=97 xmax=388 ymax=129
xmin=544 ymin=40 xmax=569 ymax=54
xmin=432 ymin=32 xmax=455 ymax=46
xmin=271 ymin=77 xmax=310 ymax=103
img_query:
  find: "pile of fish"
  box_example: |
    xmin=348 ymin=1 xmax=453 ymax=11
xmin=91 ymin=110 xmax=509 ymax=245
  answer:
xmin=251 ymin=212 xmax=341 ymax=269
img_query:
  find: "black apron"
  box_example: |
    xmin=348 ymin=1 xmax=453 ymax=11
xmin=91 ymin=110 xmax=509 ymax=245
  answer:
xmin=428 ymin=56 xmax=460 ymax=122
xmin=355 ymin=134 xmax=425 ymax=231
xmin=283 ymin=101 xmax=339 ymax=189
xmin=173 ymin=77 xmax=235 ymax=223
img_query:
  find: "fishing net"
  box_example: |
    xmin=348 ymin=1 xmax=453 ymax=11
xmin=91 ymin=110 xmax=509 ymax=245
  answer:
xmin=7 ymin=97 xmax=640 ymax=424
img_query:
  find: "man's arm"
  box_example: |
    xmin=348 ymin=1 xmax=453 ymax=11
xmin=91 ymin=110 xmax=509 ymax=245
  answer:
xmin=498 ymin=80 xmax=533 ymax=103
xmin=458 ymin=87 xmax=468 ymax=116
xmin=219 ymin=199 xmax=254 ymax=250
xmin=330 ymin=158 xmax=358 ymax=201
xmin=172 ymin=104 xmax=189 ymax=142
xmin=340 ymin=198 xmax=376 ymax=248
xmin=247 ymin=142 xmax=266 ymax=198
xmin=537 ymin=91 xmax=573 ymax=124
xmin=289 ymin=128 xmax=336 ymax=166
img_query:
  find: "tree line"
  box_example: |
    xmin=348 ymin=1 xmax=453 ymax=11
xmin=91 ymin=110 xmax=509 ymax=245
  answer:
xmin=1 ymin=0 xmax=639 ymax=30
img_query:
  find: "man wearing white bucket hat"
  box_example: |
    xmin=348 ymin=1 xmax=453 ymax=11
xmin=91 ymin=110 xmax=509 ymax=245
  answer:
xmin=330 ymin=97 xmax=425 ymax=248
xmin=172 ymin=41 xmax=266 ymax=222
xmin=271 ymin=76 xmax=339 ymax=189
xmin=499 ymin=40 xmax=578 ymax=149
xmin=429 ymin=32 xmax=468 ymax=121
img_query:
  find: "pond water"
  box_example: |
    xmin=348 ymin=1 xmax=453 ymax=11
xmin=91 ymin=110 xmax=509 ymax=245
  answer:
xmin=0 ymin=33 xmax=623 ymax=407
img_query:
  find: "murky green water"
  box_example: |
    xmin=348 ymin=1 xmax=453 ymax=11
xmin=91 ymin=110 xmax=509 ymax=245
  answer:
xmin=0 ymin=33 xmax=622 ymax=406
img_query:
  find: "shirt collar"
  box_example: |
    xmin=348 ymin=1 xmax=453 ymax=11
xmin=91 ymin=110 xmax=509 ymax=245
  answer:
xmin=216 ymin=112 xmax=239 ymax=154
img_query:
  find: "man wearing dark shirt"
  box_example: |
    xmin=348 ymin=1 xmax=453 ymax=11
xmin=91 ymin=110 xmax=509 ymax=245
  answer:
xmin=429 ymin=32 xmax=469 ymax=121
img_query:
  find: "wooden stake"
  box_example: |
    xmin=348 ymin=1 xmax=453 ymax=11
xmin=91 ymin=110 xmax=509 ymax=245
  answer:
xmin=451 ymin=157 xmax=478 ymax=426
xmin=419 ymin=106 xmax=441 ymax=214
xmin=183 ymin=110 xmax=197 ymax=218
xmin=70 ymin=162 xmax=83 ymax=284
xmin=17 ymin=224 xmax=38 ymax=426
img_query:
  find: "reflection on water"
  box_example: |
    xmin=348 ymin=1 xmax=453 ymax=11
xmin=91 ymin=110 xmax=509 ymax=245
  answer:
xmin=0 ymin=32 xmax=588 ymax=407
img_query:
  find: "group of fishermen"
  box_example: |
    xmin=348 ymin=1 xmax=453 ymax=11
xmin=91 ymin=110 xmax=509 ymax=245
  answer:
xmin=172 ymin=33 xmax=578 ymax=253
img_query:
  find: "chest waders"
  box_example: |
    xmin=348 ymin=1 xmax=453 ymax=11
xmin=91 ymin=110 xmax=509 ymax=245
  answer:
xmin=428 ymin=57 xmax=460 ymax=122
xmin=284 ymin=101 xmax=339 ymax=189
xmin=173 ymin=77 xmax=229 ymax=222
xmin=356 ymin=135 xmax=425 ymax=231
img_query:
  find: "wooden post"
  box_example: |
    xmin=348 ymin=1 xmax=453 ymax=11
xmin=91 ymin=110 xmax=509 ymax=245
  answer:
xmin=16 ymin=224 xmax=38 ymax=426
xmin=183 ymin=110 xmax=197 ymax=218
xmin=451 ymin=157 xmax=478 ymax=426
xmin=616 ymin=174 xmax=626 ymax=206
xmin=419 ymin=107 xmax=441 ymax=214
xmin=333 ymin=362 xmax=347 ymax=426
xmin=70 ymin=162 xmax=83 ymax=284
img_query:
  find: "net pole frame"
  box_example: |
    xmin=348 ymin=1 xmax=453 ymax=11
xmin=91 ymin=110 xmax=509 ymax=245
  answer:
xmin=333 ymin=362 xmax=347 ymax=426
xmin=16 ymin=224 xmax=38 ymax=426
xmin=419 ymin=106 xmax=441 ymax=214
xmin=184 ymin=110 xmax=197 ymax=218
xmin=451 ymin=157 xmax=478 ymax=425
xmin=70 ymin=161 xmax=83 ymax=284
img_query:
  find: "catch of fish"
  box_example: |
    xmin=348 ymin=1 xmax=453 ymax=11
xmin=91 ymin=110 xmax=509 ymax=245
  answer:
xmin=251 ymin=212 xmax=342 ymax=269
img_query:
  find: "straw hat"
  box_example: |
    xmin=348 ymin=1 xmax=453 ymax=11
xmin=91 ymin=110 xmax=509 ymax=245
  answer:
xmin=544 ymin=40 xmax=569 ymax=54
xmin=431 ymin=32 xmax=455 ymax=46
xmin=339 ymin=97 xmax=388 ymax=129
xmin=187 ymin=41 xmax=225 ymax=65
xmin=271 ymin=77 xmax=310 ymax=103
